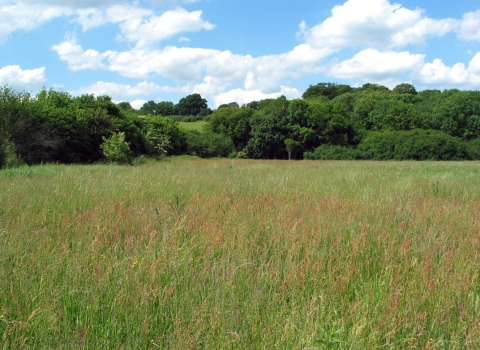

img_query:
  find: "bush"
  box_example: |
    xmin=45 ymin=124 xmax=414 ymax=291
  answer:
xmin=304 ymin=145 xmax=362 ymax=160
xmin=0 ymin=138 xmax=24 ymax=169
xmin=184 ymin=130 xmax=234 ymax=158
xmin=0 ymin=136 xmax=5 ymax=169
xmin=100 ymin=132 xmax=132 ymax=164
xmin=467 ymin=138 xmax=480 ymax=160
xmin=358 ymin=129 xmax=469 ymax=160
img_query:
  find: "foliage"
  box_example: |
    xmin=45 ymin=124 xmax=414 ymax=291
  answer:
xmin=466 ymin=137 xmax=480 ymax=160
xmin=244 ymin=96 xmax=290 ymax=159
xmin=0 ymin=87 xmax=61 ymax=164
xmin=184 ymin=130 xmax=234 ymax=158
xmin=4 ymin=83 xmax=480 ymax=163
xmin=359 ymin=129 xmax=469 ymax=160
xmin=100 ymin=132 xmax=132 ymax=164
xmin=392 ymin=83 xmax=417 ymax=95
xmin=0 ymin=135 xmax=5 ymax=169
xmin=208 ymin=107 xmax=255 ymax=150
xmin=304 ymin=144 xmax=362 ymax=160
xmin=176 ymin=93 xmax=208 ymax=116
xmin=302 ymin=82 xmax=352 ymax=100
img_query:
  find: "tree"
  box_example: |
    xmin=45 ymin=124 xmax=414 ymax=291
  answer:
xmin=284 ymin=139 xmax=299 ymax=160
xmin=117 ymin=101 xmax=133 ymax=110
xmin=0 ymin=135 xmax=6 ymax=169
xmin=176 ymin=93 xmax=208 ymax=116
xmin=218 ymin=102 xmax=240 ymax=109
xmin=0 ymin=87 xmax=60 ymax=164
xmin=302 ymin=83 xmax=352 ymax=100
xmin=100 ymin=132 xmax=132 ymax=164
xmin=244 ymin=96 xmax=290 ymax=159
xmin=393 ymin=83 xmax=417 ymax=95
xmin=140 ymin=100 xmax=158 ymax=115
xmin=157 ymin=101 xmax=175 ymax=116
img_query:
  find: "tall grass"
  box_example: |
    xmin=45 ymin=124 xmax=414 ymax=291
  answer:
xmin=1 ymin=160 xmax=480 ymax=349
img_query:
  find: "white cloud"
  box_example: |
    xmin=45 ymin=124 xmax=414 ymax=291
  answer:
xmin=213 ymin=86 xmax=301 ymax=108
xmin=302 ymin=0 xmax=457 ymax=51
xmin=75 ymin=5 xmax=152 ymax=31
xmin=416 ymin=53 xmax=480 ymax=88
xmin=52 ymin=39 xmax=331 ymax=96
xmin=131 ymin=99 xmax=147 ymax=109
xmin=74 ymin=6 xmax=214 ymax=47
xmin=1 ymin=2 xmax=212 ymax=46
xmin=52 ymin=37 xmax=110 ymax=71
xmin=119 ymin=8 xmax=214 ymax=47
xmin=329 ymin=49 xmax=425 ymax=83
xmin=457 ymin=10 xmax=480 ymax=41
xmin=0 ymin=65 xmax=46 ymax=91
xmin=74 ymin=80 xmax=171 ymax=98
xmin=0 ymin=3 xmax=72 ymax=43
xmin=0 ymin=0 xmax=121 ymax=8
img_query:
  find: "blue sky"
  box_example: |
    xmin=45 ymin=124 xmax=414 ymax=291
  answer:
xmin=1 ymin=0 xmax=480 ymax=109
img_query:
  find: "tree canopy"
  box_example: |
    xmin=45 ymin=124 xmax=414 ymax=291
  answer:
xmin=2 ymin=82 xmax=480 ymax=167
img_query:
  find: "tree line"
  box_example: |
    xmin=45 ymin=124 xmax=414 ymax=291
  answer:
xmin=1 ymin=82 xmax=480 ymax=168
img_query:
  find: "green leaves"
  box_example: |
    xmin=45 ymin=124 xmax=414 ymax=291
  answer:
xmin=100 ymin=132 xmax=132 ymax=164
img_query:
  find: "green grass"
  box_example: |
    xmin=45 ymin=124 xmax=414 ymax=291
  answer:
xmin=1 ymin=159 xmax=480 ymax=349
xmin=178 ymin=121 xmax=208 ymax=132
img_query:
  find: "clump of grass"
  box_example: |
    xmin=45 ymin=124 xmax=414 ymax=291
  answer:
xmin=1 ymin=160 xmax=480 ymax=348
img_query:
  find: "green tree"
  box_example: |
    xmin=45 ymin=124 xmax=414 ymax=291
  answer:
xmin=208 ymin=107 xmax=254 ymax=150
xmin=284 ymin=138 xmax=299 ymax=160
xmin=176 ymin=93 xmax=208 ymax=116
xmin=392 ymin=83 xmax=417 ymax=95
xmin=359 ymin=129 xmax=469 ymax=160
xmin=140 ymin=100 xmax=159 ymax=115
xmin=156 ymin=101 xmax=175 ymax=116
xmin=0 ymin=135 xmax=5 ymax=169
xmin=184 ymin=130 xmax=234 ymax=158
xmin=100 ymin=132 xmax=132 ymax=164
xmin=117 ymin=101 xmax=133 ymax=110
xmin=244 ymin=96 xmax=290 ymax=159
xmin=302 ymin=82 xmax=352 ymax=100
xmin=0 ymin=87 xmax=60 ymax=164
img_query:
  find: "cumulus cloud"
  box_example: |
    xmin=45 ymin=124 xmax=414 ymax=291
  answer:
xmin=329 ymin=49 xmax=425 ymax=83
xmin=1 ymin=1 xmax=212 ymax=46
xmin=0 ymin=0 xmax=121 ymax=8
xmin=130 ymin=99 xmax=147 ymax=109
xmin=457 ymin=10 xmax=480 ymax=41
xmin=51 ymin=36 xmax=109 ymax=70
xmin=75 ymin=5 xmax=152 ymax=31
xmin=119 ymin=8 xmax=214 ymax=47
xmin=75 ymin=6 xmax=214 ymax=47
xmin=416 ymin=53 xmax=480 ymax=88
xmin=301 ymin=0 xmax=457 ymax=51
xmin=213 ymin=87 xmax=301 ymax=108
xmin=52 ymin=39 xmax=330 ymax=94
xmin=0 ymin=65 xmax=47 ymax=91
xmin=0 ymin=3 xmax=72 ymax=43
xmin=74 ymin=80 xmax=171 ymax=98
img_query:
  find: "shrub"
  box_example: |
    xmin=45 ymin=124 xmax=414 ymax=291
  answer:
xmin=184 ymin=130 xmax=234 ymax=158
xmin=0 ymin=136 xmax=5 ymax=169
xmin=100 ymin=132 xmax=132 ymax=164
xmin=358 ymin=129 xmax=469 ymax=160
xmin=304 ymin=145 xmax=362 ymax=160
xmin=467 ymin=138 xmax=480 ymax=160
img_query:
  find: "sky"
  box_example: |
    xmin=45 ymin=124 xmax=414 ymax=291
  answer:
xmin=1 ymin=0 xmax=480 ymax=109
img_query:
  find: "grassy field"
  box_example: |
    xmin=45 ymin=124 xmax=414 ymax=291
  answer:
xmin=177 ymin=121 xmax=208 ymax=132
xmin=1 ymin=159 xmax=480 ymax=349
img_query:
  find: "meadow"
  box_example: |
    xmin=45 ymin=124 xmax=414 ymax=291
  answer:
xmin=177 ymin=121 xmax=208 ymax=132
xmin=1 ymin=159 xmax=480 ymax=349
